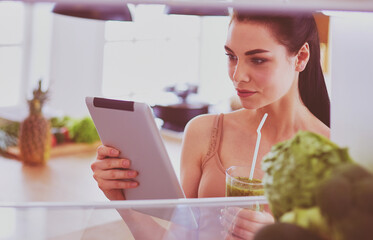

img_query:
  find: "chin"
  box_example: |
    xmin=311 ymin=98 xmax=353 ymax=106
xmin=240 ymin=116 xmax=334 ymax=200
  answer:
xmin=240 ymin=101 xmax=260 ymax=110
xmin=240 ymin=101 xmax=268 ymax=110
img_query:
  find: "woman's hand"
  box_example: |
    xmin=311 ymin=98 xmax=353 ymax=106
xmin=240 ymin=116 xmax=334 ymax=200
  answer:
xmin=91 ymin=145 xmax=139 ymax=200
xmin=221 ymin=207 xmax=275 ymax=240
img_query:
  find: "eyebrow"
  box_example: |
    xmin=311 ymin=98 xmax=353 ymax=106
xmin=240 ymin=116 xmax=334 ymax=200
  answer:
xmin=224 ymin=46 xmax=269 ymax=56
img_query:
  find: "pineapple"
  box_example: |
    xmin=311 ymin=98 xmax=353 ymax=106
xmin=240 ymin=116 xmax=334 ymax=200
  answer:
xmin=19 ymin=80 xmax=51 ymax=165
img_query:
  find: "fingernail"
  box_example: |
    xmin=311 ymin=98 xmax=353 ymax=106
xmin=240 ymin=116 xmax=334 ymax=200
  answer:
xmin=129 ymin=171 xmax=137 ymax=177
xmin=131 ymin=182 xmax=138 ymax=187
xmin=111 ymin=149 xmax=119 ymax=155
xmin=122 ymin=159 xmax=129 ymax=167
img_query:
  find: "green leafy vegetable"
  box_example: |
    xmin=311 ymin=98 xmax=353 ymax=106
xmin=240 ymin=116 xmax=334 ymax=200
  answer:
xmin=260 ymin=131 xmax=373 ymax=240
xmin=262 ymin=131 xmax=354 ymax=220
xmin=68 ymin=117 xmax=99 ymax=143
xmin=279 ymin=207 xmax=329 ymax=239
xmin=316 ymin=163 xmax=373 ymax=240
xmin=50 ymin=116 xmax=99 ymax=144
xmin=50 ymin=116 xmax=72 ymax=128
xmin=0 ymin=121 xmax=20 ymax=148
xmin=253 ymin=222 xmax=324 ymax=240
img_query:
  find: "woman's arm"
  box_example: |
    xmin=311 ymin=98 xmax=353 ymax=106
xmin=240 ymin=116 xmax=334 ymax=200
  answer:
xmin=117 ymin=209 xmax=170 ymax=239
xmin=93 ymin=115 xmax=214 ymax=238
xmin=91 ymin=146 xmax=169 ymax=238
xmin=118 ymin=209 xmax=199 ymax=240
xmin=180 ymin=114 xmax=215 ymax=198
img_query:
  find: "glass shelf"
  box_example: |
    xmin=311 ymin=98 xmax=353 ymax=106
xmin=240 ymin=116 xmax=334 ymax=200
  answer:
xmin=19 ymin=0 xmax=373 ymax=13
xmin=0 ymin=196 xmax=268 ymax=240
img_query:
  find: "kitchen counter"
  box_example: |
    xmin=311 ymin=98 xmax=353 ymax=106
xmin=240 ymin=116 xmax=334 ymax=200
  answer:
xmin=0 ymin=132 xmax=182 ymax=202
xmin=0 ymin=132 xmax=187 ymax=239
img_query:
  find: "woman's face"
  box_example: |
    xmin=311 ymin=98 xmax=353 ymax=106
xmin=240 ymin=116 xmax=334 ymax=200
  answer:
xmin=225 ymin=20 xmax=299 ymax=110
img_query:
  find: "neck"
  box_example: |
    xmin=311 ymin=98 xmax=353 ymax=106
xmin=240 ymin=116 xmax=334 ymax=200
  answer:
xmin=256 ymin=80 xmax=311 ymax=142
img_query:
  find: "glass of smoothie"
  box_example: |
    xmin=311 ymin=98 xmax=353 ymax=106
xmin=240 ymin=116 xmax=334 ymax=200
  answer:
xmin=225 ymin=166 xmax=264 ymax=211
xmin=225 ymin=166 xmax=264 ymax=196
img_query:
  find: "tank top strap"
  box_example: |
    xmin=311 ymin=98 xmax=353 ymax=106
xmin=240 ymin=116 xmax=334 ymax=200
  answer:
xmin=203 ymin=113 xmax=224 ymax=162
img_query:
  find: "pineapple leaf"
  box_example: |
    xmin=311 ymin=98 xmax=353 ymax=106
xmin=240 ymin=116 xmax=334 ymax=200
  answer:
xmin=32 ymin=79 xmax=49 ymax=104
xmin=28 ymin=79 xmax=49 ymax=115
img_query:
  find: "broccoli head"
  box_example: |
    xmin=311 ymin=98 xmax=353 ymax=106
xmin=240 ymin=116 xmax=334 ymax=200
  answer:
xmin=279 ymin=207 xmax=329 ymax=239
xmin=262 ymin=131 xmax=354 ymax=220
xmin=253 ymin=222 xmax=324 ymax=240
xmin=316 ymin=163 xmax=373 ymax=240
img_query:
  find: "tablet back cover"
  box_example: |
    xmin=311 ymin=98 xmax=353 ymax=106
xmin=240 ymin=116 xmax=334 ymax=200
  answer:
xmin=86 ymin=97 xmax=185 ymax=201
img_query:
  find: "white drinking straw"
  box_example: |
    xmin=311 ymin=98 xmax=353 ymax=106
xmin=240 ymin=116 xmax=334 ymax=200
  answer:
xmin=249 ymin=113 xmax=268 ymax=180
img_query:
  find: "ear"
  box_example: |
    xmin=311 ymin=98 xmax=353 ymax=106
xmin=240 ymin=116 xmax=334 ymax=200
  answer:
xmin=295 ymin=42 xmax=310 ymax=72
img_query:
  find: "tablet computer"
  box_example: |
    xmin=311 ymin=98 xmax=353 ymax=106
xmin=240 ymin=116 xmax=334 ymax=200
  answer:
xmin=85 ymin=96 xmax=185 ymax=201
xmin=86 ymin=97 xmax=199 ymax=227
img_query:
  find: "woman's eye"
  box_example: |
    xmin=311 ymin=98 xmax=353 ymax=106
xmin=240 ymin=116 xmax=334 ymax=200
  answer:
xmin=225 ymin=53 xmax=237 ymax=61
xmin=252 ymin=58 xmax=267 ymax=64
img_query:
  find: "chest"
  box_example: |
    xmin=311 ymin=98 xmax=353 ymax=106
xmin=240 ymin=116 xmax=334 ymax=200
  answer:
xmin=218 ymin=132 xmax=274 ymax=177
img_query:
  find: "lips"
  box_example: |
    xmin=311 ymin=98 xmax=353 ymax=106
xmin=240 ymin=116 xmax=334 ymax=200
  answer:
xmin=236 ymin=89 xmax=257 ymax=98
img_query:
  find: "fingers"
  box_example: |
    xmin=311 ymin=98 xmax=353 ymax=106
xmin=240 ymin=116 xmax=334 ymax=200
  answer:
xmin=92 ymin=145 xmax=139 ymax=191
xmin=227 ymin=207 xmax=275 ymax=224
xmin=97 ymin=145 xmax=120 ymax=160
xmin=221 ymin=207 xmax=274 ymax=240
xmin=97 ymin=169 xmax=138 ymax=180
xmin=92 ymin=145 xmax=139 ymax=200
xmin=92 ymin=161 xmax=139 ymax=188
xmin=221 ymin=209 xmax=259 ymax=239
xmin=222 ymin=224 xmax=255 ymax=240
xmin=91 ymin=158 xmax=131 ymax=172
xmin=97 ymin=179 xmax=138 ymax=191
xmin=93 ymin=169 xmax=139 ymax=193
xmin=222 ymin=231 xmax=249 ymax=240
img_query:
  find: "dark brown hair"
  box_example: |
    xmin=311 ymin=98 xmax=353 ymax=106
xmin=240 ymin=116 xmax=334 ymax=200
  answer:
xmin=232 ymin=11 xmax=330 ymax=127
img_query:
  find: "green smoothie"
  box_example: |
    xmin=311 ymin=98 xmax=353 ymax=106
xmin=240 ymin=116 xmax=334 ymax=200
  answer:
xmin=226 ymin=177 xmax=264 ymax=197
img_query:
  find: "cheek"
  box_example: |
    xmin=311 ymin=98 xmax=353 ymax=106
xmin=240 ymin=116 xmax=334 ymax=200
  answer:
xmin=252 ymin=68 xmax=273 ymax=88
xmin=261 ymin=65 xmax=295 ymax=97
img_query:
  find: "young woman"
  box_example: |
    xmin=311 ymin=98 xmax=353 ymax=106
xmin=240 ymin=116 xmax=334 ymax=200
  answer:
xmin=91 ymin=10 xmax=330 ymax=239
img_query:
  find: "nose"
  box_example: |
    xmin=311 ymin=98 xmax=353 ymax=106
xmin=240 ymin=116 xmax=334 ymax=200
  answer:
xmin=232 ymin=60 xmax=250 ymax=84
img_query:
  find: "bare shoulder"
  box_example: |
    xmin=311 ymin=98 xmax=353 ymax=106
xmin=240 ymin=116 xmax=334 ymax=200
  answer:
xmin=182 ymin=114 xmax=220 ymax=156
xmin=184 ymin=113 xmax=219 ymax=140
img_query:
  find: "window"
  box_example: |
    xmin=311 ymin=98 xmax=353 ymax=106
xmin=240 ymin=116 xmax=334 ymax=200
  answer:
xmin=0 ymin=2 xmax=53 ymax=109
xmin=0 ymin=2 xmax=24 ymax=107
xmin=0 ymin=3 xmax=233 ymax=116
xmin=102 ymin=5 xmax=232 ymax=106
xmin=103 ymin=5 xmax=201 ymax=99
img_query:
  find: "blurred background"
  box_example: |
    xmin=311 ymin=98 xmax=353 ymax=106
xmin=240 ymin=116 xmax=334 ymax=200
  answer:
xmin=1 ymin=1 xmax=373 ymax=239
xmin=0 ymin=2 xmax=233 ymax=119
xmin=0 ymin=2 xmax=332 ymax=122
xmin=0 ymin=0 xmax=372 ymax=203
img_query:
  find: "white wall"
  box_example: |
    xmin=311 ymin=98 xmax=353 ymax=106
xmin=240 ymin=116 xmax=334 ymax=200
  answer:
xmin=48 ymin=14 xmax=105 ymax=118
xmin=47 ymin=13 xmax=233 ymax=117
xmin=330 ymin=12 xmax=373 ymax=171
xmin=27 ymin=3 xmax=53 ymax=94
xmin=198 ymin=16 xmax=235 ymax=107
